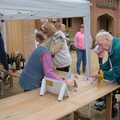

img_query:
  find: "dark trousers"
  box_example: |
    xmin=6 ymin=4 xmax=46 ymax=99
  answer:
xmin=98 ymin=57 xmax=103 ymax=69
xmin=76 ymin=48 xmax=86 ymax=74
xmin=24 ymin=90 xmax=30 ymax=92
xmin=56 ymin=66 xmax=70 ymax=72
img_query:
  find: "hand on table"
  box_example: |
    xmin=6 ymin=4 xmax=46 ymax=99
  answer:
xmin=90 ymin=72 xmax=98 ymax=80
xmin=61 ymin=77 xmax=73 ymax=86
xmin=64 ymin=79 xmax=74 ymax=86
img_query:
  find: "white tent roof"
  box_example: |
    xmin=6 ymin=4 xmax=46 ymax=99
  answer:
xmin=0 ymin=0 xmax=90 ymax=20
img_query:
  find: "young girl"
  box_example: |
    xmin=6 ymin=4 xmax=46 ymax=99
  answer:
xmin=41 ymin=22 xmax=71 ymax=72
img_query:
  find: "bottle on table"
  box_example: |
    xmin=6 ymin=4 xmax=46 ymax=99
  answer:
xmin=97 ymin=69 xmax=104 ymax=85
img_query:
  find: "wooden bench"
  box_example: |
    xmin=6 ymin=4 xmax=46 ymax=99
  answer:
xmin=0 ymin=76 xmax=120 ymax=120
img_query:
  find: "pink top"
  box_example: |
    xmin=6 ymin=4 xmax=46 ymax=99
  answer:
xmin=41 ymin=53 xmax=63 ymax=81
xmin=74 ymin=32 xmax=85 ymax=49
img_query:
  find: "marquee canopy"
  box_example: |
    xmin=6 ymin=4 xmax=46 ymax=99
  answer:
xmin=0 ymin=0 xmax=90 ymax=20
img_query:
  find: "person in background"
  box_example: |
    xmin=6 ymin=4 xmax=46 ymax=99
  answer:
xmin=94 ymin=29 xmax=106 ymax=69
xmin=41 ymin=22 xmax=71 ymax=72
xmin=55 ymin=22 xmax=66 ymax=37
xmin=94 ymin=44 xmax=105 ymax=69
xmin=92 ymin=31 xmax=120 ymax=117
xmin=74 ymin=24 xmax=86 ymax=74
xmin=0 ymin=20 xmax=8 ymax=70
xmin=19 ymin=30 xmax=74 ymax=91
xmin=55 ymin=22 xmax=71 ymax=47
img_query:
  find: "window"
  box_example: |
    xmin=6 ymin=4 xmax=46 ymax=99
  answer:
xmin=68 ymin=18 xmax=72 ymax=27
xmin=62 ymin=18 xmax=67 ymax=26
xmin=62 ymin=18 xmax=72 ymax=28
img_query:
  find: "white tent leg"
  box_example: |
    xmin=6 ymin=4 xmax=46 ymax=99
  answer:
xmin=84 ymin=12 xmax=92 ymax=118
xmin=83 ymin=15 xmax=91 ymax=77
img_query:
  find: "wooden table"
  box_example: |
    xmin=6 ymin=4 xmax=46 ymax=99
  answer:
xmin=0 ymin=77 xmax=120 ymax=120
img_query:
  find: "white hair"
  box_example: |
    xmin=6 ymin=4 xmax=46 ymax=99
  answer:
xmin=96 ymin=31 xmax=113 ymax=42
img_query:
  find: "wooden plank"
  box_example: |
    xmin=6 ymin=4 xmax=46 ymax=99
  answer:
xmin=0 ymin=90 xmax=77 ymax=120
xmin=69 ymin=82 xmax=120 ymax=108
xmin=21 ymin=102 xmax=76 ymax=120
xmin=0 ymin=77 xmax=120 ymax=120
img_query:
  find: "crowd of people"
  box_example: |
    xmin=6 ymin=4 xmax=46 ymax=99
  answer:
xmin=19 ymin=21 xmax=90 ymax=91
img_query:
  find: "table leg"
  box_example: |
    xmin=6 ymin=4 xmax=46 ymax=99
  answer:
xmin=106 ymin=93 xmax=112 ymax=120
xmin=118 ymin=102 xmax=120 ymax=120
xmin=74 ymin=111 xmax=79 ymax=120
xmin=74 ymin=110 xmax=90 ymax=120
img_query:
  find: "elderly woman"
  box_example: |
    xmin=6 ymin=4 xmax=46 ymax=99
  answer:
xmin=94 ymin=31 xmax=120 ymax=83
xmin=93 ymin=31 xmax=120 ymax=117
xmin=20 ymin=30 xmax=74 ymax=91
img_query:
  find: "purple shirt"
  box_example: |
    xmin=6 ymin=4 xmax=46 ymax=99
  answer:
xmin=41 ymin=53 xmax=63 ymax=80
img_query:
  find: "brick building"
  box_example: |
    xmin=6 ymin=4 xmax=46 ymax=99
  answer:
xmin=90 ymin=0 xmax=120 ymax=37
xmin=58 ymin=0 xmax=120 ymax=37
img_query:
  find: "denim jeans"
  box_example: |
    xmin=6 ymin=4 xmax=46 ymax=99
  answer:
xmin=76 ymin=48 xmax=86 ymax=74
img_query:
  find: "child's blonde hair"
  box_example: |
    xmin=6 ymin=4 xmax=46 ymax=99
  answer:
xmin=41 ymin=22 xmax=57 ymax=35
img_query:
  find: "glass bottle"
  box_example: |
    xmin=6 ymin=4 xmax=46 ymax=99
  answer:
xmin=98 ymin=69 xmax=104 ymax=84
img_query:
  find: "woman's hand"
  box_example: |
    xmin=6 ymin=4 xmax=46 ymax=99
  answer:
xmin=64 ymin=79 xmax=74 ymax=86
xmin=90 ymin=74 xmax=98 ymax=81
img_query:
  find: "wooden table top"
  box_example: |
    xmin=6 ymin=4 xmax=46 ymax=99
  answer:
xmin=0 ymin=76 xmax=120 ymax=120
